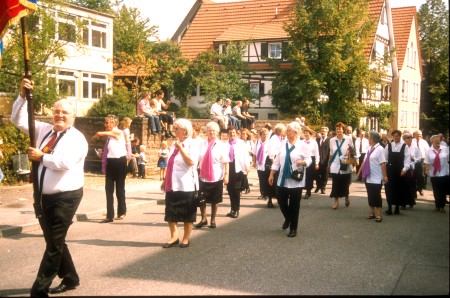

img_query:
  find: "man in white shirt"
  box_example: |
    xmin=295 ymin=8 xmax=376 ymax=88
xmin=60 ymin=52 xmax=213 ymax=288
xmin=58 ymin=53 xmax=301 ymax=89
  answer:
xmin=210 ymin=98 xmax=228 ymax=129
xmin=412 ymin=130 xmax=430 ymax=195
xmin=355 ymin=130 xmax=370 ymax=181
xmin=12 ymin=78 xmax=88 ymax=296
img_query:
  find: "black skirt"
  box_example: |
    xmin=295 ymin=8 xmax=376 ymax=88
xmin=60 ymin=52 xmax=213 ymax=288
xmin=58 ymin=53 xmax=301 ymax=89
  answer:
xmin=199 ymin=179 xmax=224 ymax=204
xmin=329 ymin=173 xmax=351 ymax=198
xmin=164 ymin=191 xmax=196 ymax=223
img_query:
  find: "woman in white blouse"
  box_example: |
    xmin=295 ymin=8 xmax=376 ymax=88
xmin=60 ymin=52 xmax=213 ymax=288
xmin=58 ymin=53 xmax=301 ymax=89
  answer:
xmin=357 ymin=131 xmax=388 ymax=222
xmin=196 ymin=121 xmax=230 ymax=229
xmin=424 ymin=135 xmax=449 ymax=213
xmin=252 ymin=128 xmax=270 ymax=201
xmin=302 ymin=127 xmax=319 ymax=199
xmin=268 ymin=122 xmax=311 ymax=238
xmin=328 ymin=122 xmax=354 ymax=210
xmin=160 ymin=119 xmax=199 ymax=248
xmin=240 ymin=128 xmax=254 ymax=194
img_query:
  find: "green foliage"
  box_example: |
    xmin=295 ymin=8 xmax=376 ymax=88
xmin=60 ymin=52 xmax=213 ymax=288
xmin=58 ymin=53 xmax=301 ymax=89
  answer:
xmin=112 ymin=5 xmax=158 ymax=57
xmin=86 ymin=81 xmax=135 ymax=118
xmin=0 ymin=0 xmax=86 ymax=112
xmin=271 ymin=0 xmax=380 ymax=128
xmin=418 ymin=0 xmax=449 ymax=134
xmin=0 ymin=123 xmax=30 ymax=185
xmin=364 ymin=103 xmax=396 ymax=131
xmin=69 ymin=0 xmax=116 ymax=13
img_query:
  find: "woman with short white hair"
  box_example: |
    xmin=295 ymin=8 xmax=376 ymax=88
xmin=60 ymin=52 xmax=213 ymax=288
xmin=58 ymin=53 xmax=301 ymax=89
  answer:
xmin=424 ymin=135 xmax=449 ymax=213
xmin=196 ymin=121 xmax=230 ymax=228
xmin=269 ymin=122 xmax=311 ymax=237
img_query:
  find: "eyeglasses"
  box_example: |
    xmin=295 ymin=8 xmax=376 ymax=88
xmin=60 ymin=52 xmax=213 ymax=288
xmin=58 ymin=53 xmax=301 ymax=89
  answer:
xmin=53 ymin=110 xmax=71 ymax=116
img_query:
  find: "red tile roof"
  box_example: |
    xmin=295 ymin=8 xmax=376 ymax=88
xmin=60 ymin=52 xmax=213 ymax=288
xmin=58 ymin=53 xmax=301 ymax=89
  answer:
xmin=364 ymin=0 xmax=385 ymax=60
xmin=179 ymin=0 xmax=296 ymax=59
xmin=391 ymin=6 xmax=422 ymax=75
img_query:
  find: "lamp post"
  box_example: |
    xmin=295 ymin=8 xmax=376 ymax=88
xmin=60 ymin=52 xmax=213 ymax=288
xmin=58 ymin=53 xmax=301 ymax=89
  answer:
xmin=317 ymin=93 xmax=329 ymax=125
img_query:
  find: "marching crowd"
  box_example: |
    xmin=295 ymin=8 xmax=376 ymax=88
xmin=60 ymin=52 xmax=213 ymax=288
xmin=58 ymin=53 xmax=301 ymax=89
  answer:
xmin=11 ymin=78 xmax=449 ymax=296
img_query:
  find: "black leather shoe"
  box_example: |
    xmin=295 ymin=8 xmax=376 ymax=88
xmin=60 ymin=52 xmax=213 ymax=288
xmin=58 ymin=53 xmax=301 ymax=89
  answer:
xmin=162 ymin=239 xmax=179 ymax=248
xmin=320 ymin=189 xmax=325 ymax=194
xmin=179 ymin=242 xmax=190 ymax=248
xmin=100 ymin=218 xmax=113 ymax=223
xmin=267 ymin=201 xmax=275 ymax=208
xmin=287 ymin=230 xmax=297 ymax=237
xmin=231 ymin=211 xmax=239 ymax=218
xmin=282 ymin=220 xmax=289 ymax=230
xmin=49 ymin=282 xmax=79 ymax=294
xmin=226 ymin=211 xmax=234 ymax=217
xmin=314 ymin=187 xmax=320 ymax=193
xmin=195 ymin=221 xmax=208 ymax=228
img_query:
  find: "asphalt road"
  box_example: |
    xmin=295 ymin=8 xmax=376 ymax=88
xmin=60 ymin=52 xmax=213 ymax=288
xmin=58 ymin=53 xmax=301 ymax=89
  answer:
xmin=0 ymin=172 xmax=448 ymax=296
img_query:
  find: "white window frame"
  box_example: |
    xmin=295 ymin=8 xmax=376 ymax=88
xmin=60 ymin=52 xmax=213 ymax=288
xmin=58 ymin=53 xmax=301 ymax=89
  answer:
xmin=268 ymin=43 xmax=282 ymax=59
xmin=83 ymin=19 xmax=108 ymax=50
xmin=57 ymin=14 xmax=77 ymax=43
xmin=82 ymin=73 xmax=107 ymax=101
xmin=57 ymin=70 xmax=76 ymax=99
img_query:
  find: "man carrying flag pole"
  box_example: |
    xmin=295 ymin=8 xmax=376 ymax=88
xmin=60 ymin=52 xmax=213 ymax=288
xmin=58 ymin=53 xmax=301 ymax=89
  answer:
xmin=4 ymin=1 xmax=88 ymax=297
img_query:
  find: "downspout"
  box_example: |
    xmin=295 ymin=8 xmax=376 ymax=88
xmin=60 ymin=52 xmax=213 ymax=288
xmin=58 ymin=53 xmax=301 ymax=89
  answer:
xmin=385 ymin=0 xmax=399 ymax=132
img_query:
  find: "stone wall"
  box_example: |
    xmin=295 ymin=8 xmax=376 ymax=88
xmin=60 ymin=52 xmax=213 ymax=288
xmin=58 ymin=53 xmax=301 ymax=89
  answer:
xmin=2 ymin=116 xmax=293 ymax=175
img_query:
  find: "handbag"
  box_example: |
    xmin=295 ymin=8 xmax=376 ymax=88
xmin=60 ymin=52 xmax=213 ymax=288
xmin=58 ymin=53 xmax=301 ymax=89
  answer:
xmin=193 ymin=190 xmax=207 ymax=207
xmin=291 ymin=167 xmax=304 ymax=181
xmin=264 ymin=155 xmax=272 ymax=170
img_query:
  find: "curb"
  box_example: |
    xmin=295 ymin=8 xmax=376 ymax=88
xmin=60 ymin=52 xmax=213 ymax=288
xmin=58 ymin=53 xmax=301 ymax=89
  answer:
xmin=0 ymin=199 xmax=165 ymax=238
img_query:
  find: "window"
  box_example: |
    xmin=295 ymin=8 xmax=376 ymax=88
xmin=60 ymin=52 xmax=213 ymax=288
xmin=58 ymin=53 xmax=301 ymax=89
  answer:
xmin=412 ymin=111 xmax=418 ymax=128
xmin=402 ymin=80 xmax=409 ymax=100
xmin=82 ymin=73 xmax=107 ymax=100
xmin=268 ymin=113 xmax=278 ymax=120
xmin=58 ymin=14 xmax=76 ymax=43
xmin=82 ymin=20 xmax=108 ymax=49
xmin=250 ymin=83 xmax=259 ymax=95
xmin=268 ymin=43 xmax=282 ymax=59
xmin=400 ymin=110 xmax=408 ymax=128
xmin=57 ymin=71 xmax=76 ymax=98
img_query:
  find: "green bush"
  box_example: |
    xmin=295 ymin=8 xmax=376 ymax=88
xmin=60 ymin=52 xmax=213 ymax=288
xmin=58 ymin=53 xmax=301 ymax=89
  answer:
xmin=86 ymin=83 xmax=136 ymax=119
xmin=0 ymin=122 xmax=30 ymax=185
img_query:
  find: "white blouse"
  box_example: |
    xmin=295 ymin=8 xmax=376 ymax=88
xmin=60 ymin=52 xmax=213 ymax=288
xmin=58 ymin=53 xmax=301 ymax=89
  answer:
xmin=424 ymin=146 xmax=449 ymax=177
xmin=198 ymin=138 xmax=230 ymax=182
xmin=167 ymin=138 xmax=199 ymax=192
xmin=363 ymin=144 xmax=386 ymax=184
xmin=329 ymin=135 xmax=354 ymax=174
xmin=253 ymin=139 xmax=270 ymax=171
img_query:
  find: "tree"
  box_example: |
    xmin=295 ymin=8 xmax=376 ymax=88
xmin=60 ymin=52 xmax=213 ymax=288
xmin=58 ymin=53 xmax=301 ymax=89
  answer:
xmin=86 ymin=81 xmax=135 ymax=118
xmin=271 ymin=0 xmax=382 ymax=128
xmin=113 ymin=5 xmax=158 ymax=57
xmin=0 ymin=0 xmax=87 ymax=111
xmin=418 ymin=0 xmax=449 ymax=134
xmin=69 ymin=0 xmax=116 ymax=13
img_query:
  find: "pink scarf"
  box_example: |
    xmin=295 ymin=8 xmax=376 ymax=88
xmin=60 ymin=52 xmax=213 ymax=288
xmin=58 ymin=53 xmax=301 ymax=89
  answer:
xmin=165 ymin=147 xmax=180 ymax=192
xmin=257 ymin=141 xmax=265 ymax=164
xmin=200 ymin=139 xmax=215 ymax=181
xmin=229 ymin=139 xmax=236 ymax=162
xmin=433 ymin=149 xmax=441 ymax=176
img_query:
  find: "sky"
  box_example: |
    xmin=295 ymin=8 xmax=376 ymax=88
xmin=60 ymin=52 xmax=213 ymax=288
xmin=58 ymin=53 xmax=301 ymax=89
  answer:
xmin=122 ymin=0 xmax=430 ymax=41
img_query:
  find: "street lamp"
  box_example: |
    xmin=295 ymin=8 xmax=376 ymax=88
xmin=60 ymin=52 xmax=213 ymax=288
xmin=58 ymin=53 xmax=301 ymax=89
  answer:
xmin=317 ymin=93 xmax=329 ymax=125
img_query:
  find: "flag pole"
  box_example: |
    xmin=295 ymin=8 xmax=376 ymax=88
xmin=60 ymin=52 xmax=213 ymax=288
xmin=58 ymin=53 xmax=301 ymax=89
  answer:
xmin=20 ymin=17 xmax=40 ymax=217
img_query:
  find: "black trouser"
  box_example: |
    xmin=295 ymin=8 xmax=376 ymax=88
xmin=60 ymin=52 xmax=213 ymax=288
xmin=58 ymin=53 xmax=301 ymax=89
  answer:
xmin=430 ymin=176 xmax=449 ymax=209
xmin=405 ymin=169 xmax=417 ymax=206
xmin=316 ymin=162 xmax=328 ymax=191
xmin=257 ymin=169 xmax=270 ymax=197
xmin=241 ymin=174 xmax=249 ymax=191
xmin=305 ymin=156 xmax=316 ymax=194
xmin=235 ymin=115 xmax=250 ymax=129
xmin=159 ymin=114 xmax=174 ymax=126
xmin=227 ymin=165 xmax=243 ymax=211
xmin=414 ymin=161 xmax=425 ymax=192
xmin=277 ymin=186 xmax=303 ymax=231
xmin=268 ymin=171 xmax=279 ymax=200
xmin=105 ymin=156 xmax=127 ymax=219
xmin=31 ymin=188 xmax=83 ymax=297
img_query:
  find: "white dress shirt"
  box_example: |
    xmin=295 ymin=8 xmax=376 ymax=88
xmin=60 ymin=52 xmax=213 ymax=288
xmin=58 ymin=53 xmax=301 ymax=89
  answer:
xmin=303 ymin=138 xmax=319 ymax=165
xmin=407 ymin=143 xmax=421 ymax=170
xmin=106 ymin=128 xmax=127 ymax=158
xmin=168 ymin=137 xmax=200 ymax=192
xmin=198 ymin=138 xmax=230 ymax=182
xmin=267 ymin=134 xmax=283 ymax=160
xmin=412 ymin=138 xmax=430 ymax=159
xmin=384 ymin=140 xmax=411 ymax=172
xmin=227 ymin=138 xmax=249 ymax=174
xmin=210 ymin=102 xmax=223 ymax=116
xmin=363 ymin=144 xmax=386 ymax=184
xmin=271 ymin=139 xmax=312 ymax=188
xmin=253 ymin=139 xmax=269 ymax=171
xmin=355 ymin=137 xmax=370 ymax=158
xmin=329 ymin=135 xmax=354 ymax=174
xmin=424 ymin=146 xmax=449 ymax=177
xmin=11 ymin=95 xmax=88 ymax=195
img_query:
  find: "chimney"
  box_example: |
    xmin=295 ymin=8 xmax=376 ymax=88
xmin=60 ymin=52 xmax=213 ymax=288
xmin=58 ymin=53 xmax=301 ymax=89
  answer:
xmin=275 ymin=7 xmax=278 ymax=18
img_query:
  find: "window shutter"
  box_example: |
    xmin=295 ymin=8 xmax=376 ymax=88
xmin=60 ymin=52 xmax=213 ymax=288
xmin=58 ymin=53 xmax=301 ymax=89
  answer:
xmin=259 ymin=83 xmax=265 ymax=95
xmin=282 ymin=41 xmax=289 ymax=60
xmin=261 ymin=43 xmax=268 ymax=59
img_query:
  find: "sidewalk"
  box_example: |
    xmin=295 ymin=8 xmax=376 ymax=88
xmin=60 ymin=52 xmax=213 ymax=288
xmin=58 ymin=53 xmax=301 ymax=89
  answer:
xmin=0 ymin=173 xmax=167 ymax=237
